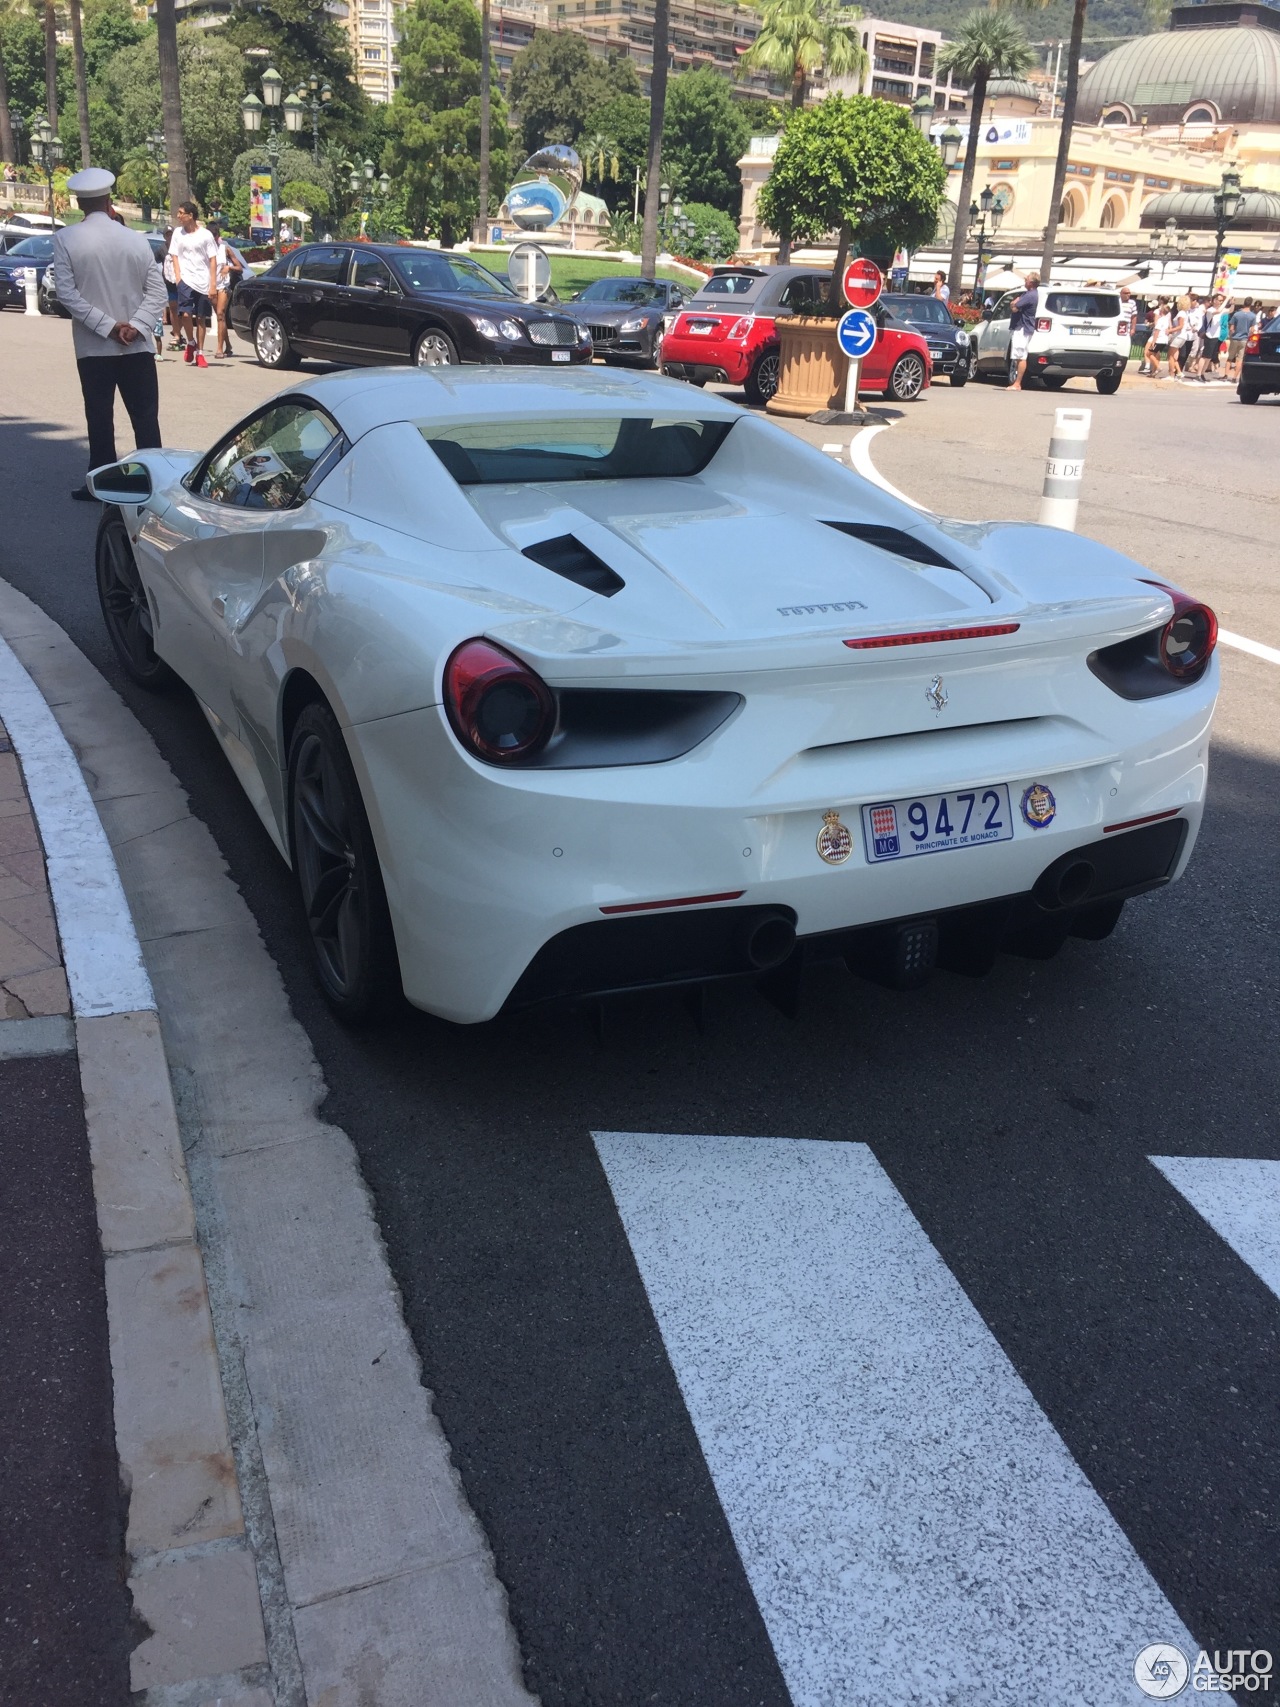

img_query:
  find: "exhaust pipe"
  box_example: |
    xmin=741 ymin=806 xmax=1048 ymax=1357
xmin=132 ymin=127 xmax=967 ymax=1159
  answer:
xmin=741 ymin=910 xmax=797 ymax=971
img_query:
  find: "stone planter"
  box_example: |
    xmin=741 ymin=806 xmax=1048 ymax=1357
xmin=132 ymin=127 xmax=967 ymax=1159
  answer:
xmin=765 ymin=317 xmax=844 ymax=418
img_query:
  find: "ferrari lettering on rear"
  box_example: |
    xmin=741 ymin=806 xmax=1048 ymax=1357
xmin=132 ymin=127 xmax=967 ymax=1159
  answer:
xmin=777 ymin=600 xmax=868 ymax=616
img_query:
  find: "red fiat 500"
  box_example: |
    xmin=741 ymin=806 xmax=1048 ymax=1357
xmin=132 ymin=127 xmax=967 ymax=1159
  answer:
xmin=660 ymin=264 xmax=932 ymax=406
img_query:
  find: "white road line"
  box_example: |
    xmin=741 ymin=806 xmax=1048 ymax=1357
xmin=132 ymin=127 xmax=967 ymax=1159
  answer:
xmin=1219 ymin=629 xmax=1280 ymax=668
xmin=593 ymin=1132 xmax=1194 ymax=1707
xmin=1151 ymin=1156 xmax=1280 ymax=1300
xmin=0 ymin=634 xmax=153 ymax=1017
xmin=848 ymin=427 xmax=1280 ymax=668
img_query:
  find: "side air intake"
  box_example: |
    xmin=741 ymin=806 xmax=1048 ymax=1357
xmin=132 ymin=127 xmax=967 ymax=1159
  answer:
xmin=522 ymin=533 xmax=624 ymax=597
xmin=822 ymin=520 xmax=959 ymax=570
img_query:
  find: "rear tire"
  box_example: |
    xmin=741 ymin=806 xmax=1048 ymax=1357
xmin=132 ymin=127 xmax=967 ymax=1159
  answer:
xmin=1238 ymin=385 xmax=1260 ymax=404
xmin=1095 ymin=370 xmax=1123 ymax=395
xmin=888 ymin=351 xmax=926 ymax=402
xmin=743 ymin=348 xmax=780 ymax=406
xmin=1041 ymin=375 xmax=1067 ymax=390
xmin=95 ymin=508 xmax=177 ymax=691
xmin=287 ymin=702 xmax=401 ymax=1023
xmin=253 ymin=310 xmax=301 ymax=370
xmin=948 ymin=362 xmax=968 ymax=388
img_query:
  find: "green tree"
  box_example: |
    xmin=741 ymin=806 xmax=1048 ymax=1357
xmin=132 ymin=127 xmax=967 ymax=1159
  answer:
xmin=740 ymin=0 xmax=866 ymax=257
xmin=82 ymin=0 xmax=145 ymax=81
xmin=662 ymin=68 xmax=750 ymax=216
xmin=153 ymin=0 xmax=187 ymax=209
xmin=282 ymin=176 xmax=329 ymax=222
xmin=216 ymin=0 xmax=367 ymax=154
xmin=386 ymin=0 xmax=510 ymax=246
xmin=582 ymin=90 xmax=648 ymax=211
xmin=674 ymin=198 xmax=739 ymax=261
xmin=233 ymin=141 xmax=331 ymax=197
xmin=758 ymin=94 xmax=945 ymax=300
xmin=937 ymin=11 xmax=1033 ymax=295
xmin=507 ymin=29 xmax=639 ymax=156
xmin=579 ymin=128 xmax=619 ymax=186
xmin=97 ymin=27 xmax=245 ymax=204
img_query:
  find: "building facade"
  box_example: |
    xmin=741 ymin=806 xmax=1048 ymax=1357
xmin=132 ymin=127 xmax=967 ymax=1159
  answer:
xmin=824 ymin=17 xmax=969 ymax=116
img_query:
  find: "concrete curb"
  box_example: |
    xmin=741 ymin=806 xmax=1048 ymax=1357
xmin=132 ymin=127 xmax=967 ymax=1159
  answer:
xmin=0 ymin=629 xmax=270 ymax=1704
xmin=0 ymin=576 xmax=538 ymax=1707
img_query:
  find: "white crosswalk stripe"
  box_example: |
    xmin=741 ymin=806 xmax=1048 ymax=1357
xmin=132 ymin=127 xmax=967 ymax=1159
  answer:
xmin=1151 ymin=1156 xmax=1280 ymax=1301
xmin=594 ymin=1131 xmax=1197 ymax=1707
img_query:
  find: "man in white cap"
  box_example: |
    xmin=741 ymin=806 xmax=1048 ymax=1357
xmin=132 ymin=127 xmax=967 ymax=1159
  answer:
xmin=51 ymin=166 xmax=167 ymax=501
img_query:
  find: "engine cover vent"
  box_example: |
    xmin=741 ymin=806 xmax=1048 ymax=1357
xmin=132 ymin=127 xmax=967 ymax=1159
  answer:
xmin=522 ymin=533 xmax=625 ymax=597
xmin=822 ymin=520 xmax=959 ymax=571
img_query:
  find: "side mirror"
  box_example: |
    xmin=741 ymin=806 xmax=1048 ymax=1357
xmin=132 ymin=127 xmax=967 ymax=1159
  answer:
xmin=87 ymin=460 xmax=152 ymax=503
xmin=981 ymin=307 xmax=993 ymax=321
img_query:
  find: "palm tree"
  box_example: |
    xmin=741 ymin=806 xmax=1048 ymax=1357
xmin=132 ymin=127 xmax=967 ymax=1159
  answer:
xmin=999 ymin=0 xmax=1085 ymax=279
xmin=640 ymin=0 xmax=670 ymax=279
xmin=153 ymin=0 xmax=190 ymax=211
xmin=740 ymin=0 xmax=867 ymax=259
xmin=476 ymin=0 xmax=490 ymax=243
xmin=67 ymin=0 xmax=90 ymax=167
xmin=937 ymin=10 xmax=1034 ymax=295
xmin=0 ymin=0 xmax=21 ymax=164
xmin=42 ymin=0 xmax=57 ymax=129
xmin=580 ymin=131 xmax=620 ymax=185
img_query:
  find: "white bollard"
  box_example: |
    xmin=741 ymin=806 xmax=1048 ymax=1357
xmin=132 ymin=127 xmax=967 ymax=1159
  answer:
xmin=1038 ymin=406 xmax=1091 ymax=530
xmin=843 ymin=355 xmax=861 ymax=416
xmin=23 ymin=268 xmax=41 ymax=317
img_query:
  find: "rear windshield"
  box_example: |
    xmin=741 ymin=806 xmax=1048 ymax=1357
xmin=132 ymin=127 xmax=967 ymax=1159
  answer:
xmin=1046 ymin=292 xmax=1120 ymax=318
xmin=695 ymin=272 xmax=762 ymax=297
xmin=423 ymin=416 xmax=734 ymax=485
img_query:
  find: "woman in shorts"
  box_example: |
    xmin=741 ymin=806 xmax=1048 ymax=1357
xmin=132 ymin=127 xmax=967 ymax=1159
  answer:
xmin=1148 ymin=300 xmax=1171 ymax=378
xmin=1167 ymin=297 xmax=1190 ymax=378
xmin=208 ymin=223 xmax=244 ymax=358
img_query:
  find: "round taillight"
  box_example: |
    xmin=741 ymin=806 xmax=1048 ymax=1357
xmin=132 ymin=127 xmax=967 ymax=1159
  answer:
xmin=1159 ymin=596 xmax=1218 ymax=680
xmin=444 ymin=639 xmax=555 ymax=763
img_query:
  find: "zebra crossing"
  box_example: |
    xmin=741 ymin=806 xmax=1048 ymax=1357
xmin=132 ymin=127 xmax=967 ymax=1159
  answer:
xmin=594 ymin=1132 xmax=1279 ymax=1707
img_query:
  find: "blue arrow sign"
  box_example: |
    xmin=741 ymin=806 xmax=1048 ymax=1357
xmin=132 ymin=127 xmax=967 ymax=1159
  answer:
xmin=837 ymin=308 xmax=878 ymax=360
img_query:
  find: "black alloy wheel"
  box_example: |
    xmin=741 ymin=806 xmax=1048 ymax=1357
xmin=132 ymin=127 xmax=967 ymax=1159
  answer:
xmin=744 ymin=348 xmax=781 ymax=406
xmin=95 ymin=508 xmax=176 ymax=691
xmin=287 ymin=701 xmax=400 ymax=1022
xmin=889 ymin=351 xmax=927 ymax=402
xmin=253 ymin=310 xmax=300 ymax=370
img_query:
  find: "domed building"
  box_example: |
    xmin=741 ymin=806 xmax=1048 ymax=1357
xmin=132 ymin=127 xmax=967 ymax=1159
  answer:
xmin=1077 ymin=0 xmax=1280 ymax=130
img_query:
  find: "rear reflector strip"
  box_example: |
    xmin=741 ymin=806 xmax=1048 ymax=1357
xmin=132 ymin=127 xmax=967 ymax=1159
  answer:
xmin=843 ymin=624 xmax=1021 ymax=650
xmin=1103 ymin=808 xmax=1180 ymax=834
xmin=600 ymin=891 xmax=745 ymax=916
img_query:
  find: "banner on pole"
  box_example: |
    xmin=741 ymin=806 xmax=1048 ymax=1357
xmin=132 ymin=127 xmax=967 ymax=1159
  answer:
xmin=250 ymin=174 xmax=273 ymax=240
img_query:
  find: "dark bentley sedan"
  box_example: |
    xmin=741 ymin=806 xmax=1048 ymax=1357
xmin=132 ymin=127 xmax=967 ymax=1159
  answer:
xmin=558 ymin=275 xmax=692 ymax=366
xmin=229 ymin=242 xmax=593 ymax=370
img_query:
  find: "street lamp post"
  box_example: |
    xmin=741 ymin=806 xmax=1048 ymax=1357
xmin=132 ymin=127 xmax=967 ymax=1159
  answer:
xmin=911 ymin=94 xmax=962 ymax=167
xmin=346 ymin=158 xmax=390 ymax=238
xmin=29 ymin=113 xmax=63 ymax=216
xmin=1209 ymin=166 xmax=1243 ymax=291
xmin=296 ymin=72 xmax=332 ymax=164
xmin=968 ymin=184 xmax=1005 ymax=299
xmin=240 ymin=65 xmax=305 ymax=259
xmin=1146 ymin=216 xmax=1188 ymax=284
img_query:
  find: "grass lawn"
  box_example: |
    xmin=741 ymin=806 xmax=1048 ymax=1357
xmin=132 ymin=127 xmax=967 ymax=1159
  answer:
xmin=473 ymin=251 xmax=695 ymax=298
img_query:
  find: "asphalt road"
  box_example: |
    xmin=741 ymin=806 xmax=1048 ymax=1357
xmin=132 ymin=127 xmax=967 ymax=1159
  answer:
xmin=2 ymin=317 xmax=1277 ymax=1704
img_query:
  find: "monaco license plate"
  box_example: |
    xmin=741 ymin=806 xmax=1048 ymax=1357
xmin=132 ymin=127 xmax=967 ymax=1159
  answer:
xmin=551 ymin=349 xmax=570 ymax=362
xmin=862 ymin=785 xmax=1014 ymax=863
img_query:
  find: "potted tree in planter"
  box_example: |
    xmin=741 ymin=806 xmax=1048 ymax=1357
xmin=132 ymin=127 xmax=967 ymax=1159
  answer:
xmin=757 ymin=96 xmax=946 ymax=417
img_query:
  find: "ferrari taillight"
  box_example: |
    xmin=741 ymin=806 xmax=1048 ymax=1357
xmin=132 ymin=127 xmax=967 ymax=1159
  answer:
xmin=1140 ymin=581 xmax=1218 ymax=682
xmin=444 ymin=639 xmax=555 ymax=764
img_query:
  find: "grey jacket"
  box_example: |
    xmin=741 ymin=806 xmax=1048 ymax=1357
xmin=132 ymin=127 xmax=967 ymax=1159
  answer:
xmin=52 ymin=213 xmax=168 ymax=361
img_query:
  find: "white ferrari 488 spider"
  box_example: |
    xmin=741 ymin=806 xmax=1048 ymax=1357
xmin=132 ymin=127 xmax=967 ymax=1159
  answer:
xmin=89 ymin=367 xmax=1218 ymax=1023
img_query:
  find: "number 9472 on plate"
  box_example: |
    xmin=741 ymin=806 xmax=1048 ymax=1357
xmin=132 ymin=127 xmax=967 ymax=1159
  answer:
xmin=861 ymin=784 xmax=1014 ymax=863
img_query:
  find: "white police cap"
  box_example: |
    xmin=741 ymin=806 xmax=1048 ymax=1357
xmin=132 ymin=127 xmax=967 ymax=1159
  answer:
xmin=66 ymin=166 xmax=116 ymax=195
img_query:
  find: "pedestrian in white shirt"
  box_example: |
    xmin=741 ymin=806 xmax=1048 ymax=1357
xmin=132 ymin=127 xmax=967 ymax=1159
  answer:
xmin=50 ymin=166 xmax=168 ymax=502
xmin=167 ymin=200 xmax=219 ymax=367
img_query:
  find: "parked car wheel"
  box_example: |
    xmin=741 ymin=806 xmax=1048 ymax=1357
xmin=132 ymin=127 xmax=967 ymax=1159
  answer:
xmin=1238 ymin=385 xmax=1261 ymax=404
xmin=1042 ymin=375 xmax=1068 ymax=390
xmin=287 ymin=701 xmax=401 ymax=1023
xmin=889 ymin=352 xmax=927 ymax=402
xmin=95 ymin=509 xmax=177 ymax=692
xmin=743 ymin=348 xmax=781 ymax=406
xmin=253 ymin=311 xmax=300 ymax=370
xmin=1095 ymin=370 xmax=1123 ymax=396
xmin=415 ymin=328 xmax=458 ymax=367
xmin=949 ymin=359 xmax=969 ymax=388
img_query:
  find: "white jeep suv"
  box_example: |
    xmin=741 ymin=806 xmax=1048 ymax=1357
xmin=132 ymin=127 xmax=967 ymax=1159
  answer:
xmin=973 ymin=286 xmax=1130 ymax=393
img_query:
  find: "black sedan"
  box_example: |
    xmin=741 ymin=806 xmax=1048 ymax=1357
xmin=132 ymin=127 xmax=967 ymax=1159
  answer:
xmin=878 ymin=292 xmax=974 ymax=385
xmin=0 ymin=234 xmax=55 ymax=311
xmin=558 ymin=275 xmax=691 ymax=366
xmin=1237 ymin=309 xmax=1280 ymax=404
xmin=229 ymin=242 xmax=593 ymax=371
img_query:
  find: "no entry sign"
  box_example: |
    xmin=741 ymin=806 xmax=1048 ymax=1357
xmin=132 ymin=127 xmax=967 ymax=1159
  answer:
xmin=842 ymin=258 xmax=883 ymax=310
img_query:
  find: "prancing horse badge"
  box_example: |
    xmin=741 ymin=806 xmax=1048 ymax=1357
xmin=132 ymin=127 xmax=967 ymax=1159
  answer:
xmin=927 ymin=674 xmax=948 ymax=712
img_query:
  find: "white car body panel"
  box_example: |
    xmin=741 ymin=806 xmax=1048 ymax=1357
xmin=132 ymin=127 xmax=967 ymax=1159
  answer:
xmin=89 ymin=367 xmax=1217 ymax=1022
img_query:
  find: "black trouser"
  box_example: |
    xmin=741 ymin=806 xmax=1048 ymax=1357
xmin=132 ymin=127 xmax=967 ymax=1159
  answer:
xmin=76 ymin=353 xmax=161 ymax=473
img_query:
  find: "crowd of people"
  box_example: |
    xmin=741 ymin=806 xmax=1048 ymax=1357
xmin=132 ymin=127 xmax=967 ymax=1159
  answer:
xmin=159 ymin=201 xmax=248 ymax=366
xmin=1135 ymin=294 xmax=1265 ymax=384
